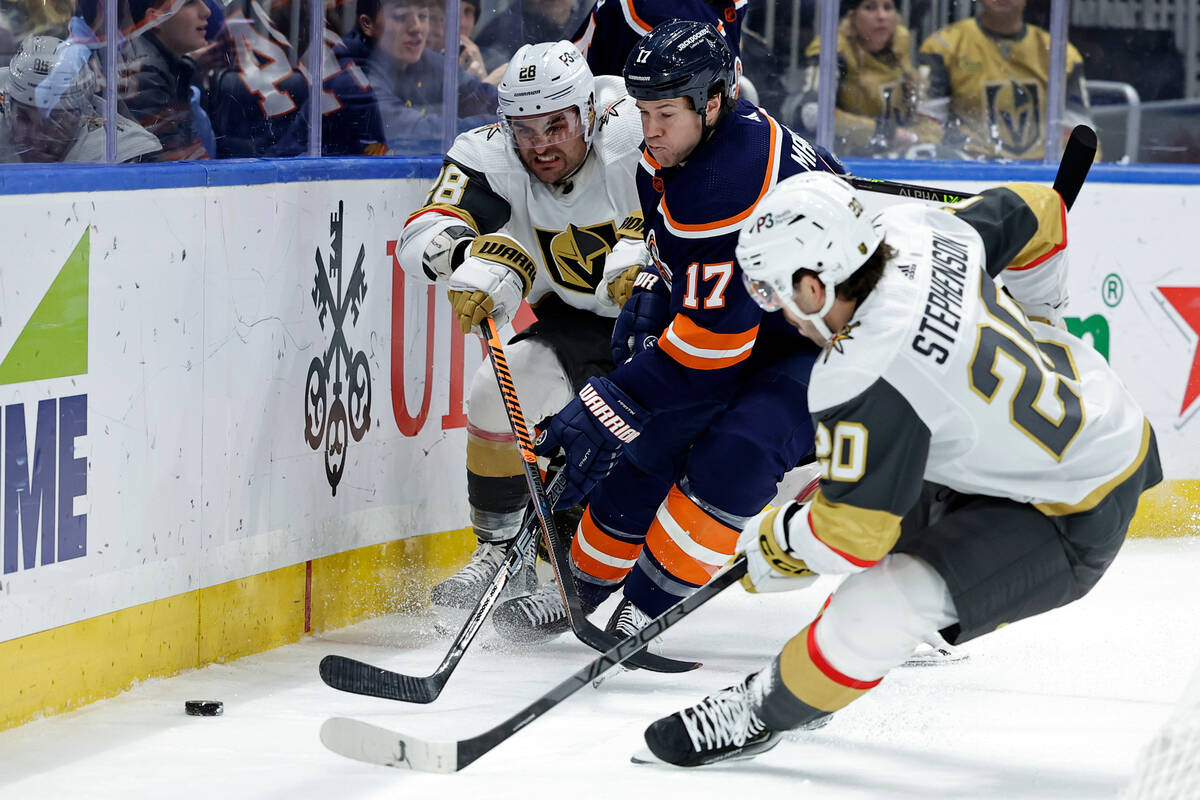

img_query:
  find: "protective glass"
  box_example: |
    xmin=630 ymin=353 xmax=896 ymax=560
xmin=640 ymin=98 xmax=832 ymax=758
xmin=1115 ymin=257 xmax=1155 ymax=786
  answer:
xmin=502 ymin=108 xmax=584 ymax=149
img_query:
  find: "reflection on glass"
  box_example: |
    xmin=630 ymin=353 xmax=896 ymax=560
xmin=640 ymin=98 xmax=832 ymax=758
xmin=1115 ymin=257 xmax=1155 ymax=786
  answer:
xmin=119 ymin=0 xmax=219 ymax=160
xmin=426 ymin=0 xmax=492 ymax=82
xmin=0 ymin=33 xmax=161 ymax=161
xmin=206 ymin=0 xmax=314 ymax=157
xmin=1070 ymin=5 xmax=1198 ymax=163
xmin=472 ymin=0 xmax=582 ymax=72
xmin=792 ymin=0 xmax=940 ymax=159
xmin=916 ymin=0 xmax=1092 ymax=161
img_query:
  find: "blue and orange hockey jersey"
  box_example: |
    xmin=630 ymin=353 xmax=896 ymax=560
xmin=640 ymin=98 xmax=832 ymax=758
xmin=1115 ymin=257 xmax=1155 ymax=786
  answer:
xmin=572 ymin=0 xmax=747 ymax=77
xmin=610 ymin=99 xmax=843 ymax=412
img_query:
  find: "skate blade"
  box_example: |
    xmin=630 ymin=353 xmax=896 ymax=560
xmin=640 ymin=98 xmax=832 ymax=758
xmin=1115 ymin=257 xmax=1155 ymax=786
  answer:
xmin=590 ymin=663 xmax=631 ymax=689
xmin=900 ymin=648 xmax=969 ymax=667
xmin=630 ymin=747 xmax=667 ymax=765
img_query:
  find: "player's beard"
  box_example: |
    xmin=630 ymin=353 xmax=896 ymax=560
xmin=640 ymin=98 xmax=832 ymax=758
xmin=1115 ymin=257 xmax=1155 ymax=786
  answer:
xmin=519 ymin=138 xmax=587 ymax=186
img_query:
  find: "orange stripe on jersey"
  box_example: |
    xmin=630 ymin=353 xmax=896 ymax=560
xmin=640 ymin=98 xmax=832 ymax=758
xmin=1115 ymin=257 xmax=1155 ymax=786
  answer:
xmin=644 ymin=486 xmax=739 ymax=586
xmin=663 ymin=486 xmax=740 ymax=553
xmin=622 ymin=0 xmax=653 ymax=32
xmin=659 ymin=115 xmax=779 ymax=233
xmin=1008 ymin=197 xmax=1068 ymax=271
xmin=642 ymin=148 xmax=662 ymax=170
xmin=659 ymin=315 xmax=758 ymax=370
xmin=571 ymin=508 xmax=642 ymax=584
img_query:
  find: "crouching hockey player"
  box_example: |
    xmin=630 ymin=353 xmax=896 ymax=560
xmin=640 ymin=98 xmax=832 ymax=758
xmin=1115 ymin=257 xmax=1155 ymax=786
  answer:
xmin=491 ymin=20 xmax=843 ymax=644
xmin=397 ymin=41 xmax=648 ymax=609
xmin=638 ymin=172 xmax=1162 ymax=766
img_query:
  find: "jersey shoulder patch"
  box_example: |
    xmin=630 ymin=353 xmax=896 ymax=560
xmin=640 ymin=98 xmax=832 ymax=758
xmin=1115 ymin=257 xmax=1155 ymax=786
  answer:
xmin=594 ymin=89 xmax=644 ymax=166
xmin=447 ymin=124 xmax=524 ymax=179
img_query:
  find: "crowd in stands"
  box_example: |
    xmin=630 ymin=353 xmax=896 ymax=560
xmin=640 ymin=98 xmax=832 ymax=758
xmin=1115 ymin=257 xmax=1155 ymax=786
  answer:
xmin=0 ymin=0 xmax=1109 ymax=165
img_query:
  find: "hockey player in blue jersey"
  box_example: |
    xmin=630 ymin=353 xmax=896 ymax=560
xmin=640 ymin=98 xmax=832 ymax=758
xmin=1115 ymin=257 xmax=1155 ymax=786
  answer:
xmin=571 ymin=0 xmax=747 ymax=77
xmin=492 ymin=20 xmax=844 ymax=644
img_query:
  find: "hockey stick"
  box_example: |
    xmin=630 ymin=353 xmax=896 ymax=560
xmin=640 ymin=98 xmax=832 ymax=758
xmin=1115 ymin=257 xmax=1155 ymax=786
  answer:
xmin=848 ymin=124 xmax=1098 ymax=210
xmin=478 ymin=316 xmax=698 ymax=674
xmin=317 ymin=471 xmax=564 ymax=704
xmin=319 ymin=556 xmax=748 ymax=772
xmin=847 ymin=175 xmax=975 ymax=205
xmin=1051 ymin=125 xmax=1097 ymax=210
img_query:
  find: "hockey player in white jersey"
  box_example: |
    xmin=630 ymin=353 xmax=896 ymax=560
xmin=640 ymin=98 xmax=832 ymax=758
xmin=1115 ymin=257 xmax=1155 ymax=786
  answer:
xmin=639 ymin=172 xmax=1163 ymax=767
xmin=396 ymin=40 xmax=647 ymax=608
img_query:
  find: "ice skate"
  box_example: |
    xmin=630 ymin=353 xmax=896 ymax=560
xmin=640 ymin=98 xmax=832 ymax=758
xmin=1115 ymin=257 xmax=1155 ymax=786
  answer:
xmin=635 ymin=675 xmax=782 ymax=767
xmin=430 ymin=539 xmax=537 ymax=610
xmin=592 ymin=598 xmax=662 ymax=686
xmin=901 ymin=635 xmax=969 ymax=667
xmin=492 ymin=581 xmax=571 ymax=643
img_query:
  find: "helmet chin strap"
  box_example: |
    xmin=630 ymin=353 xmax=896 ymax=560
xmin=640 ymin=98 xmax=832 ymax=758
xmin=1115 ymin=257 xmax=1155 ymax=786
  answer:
xmin=781 ymin=280 xmax=838 ymax=343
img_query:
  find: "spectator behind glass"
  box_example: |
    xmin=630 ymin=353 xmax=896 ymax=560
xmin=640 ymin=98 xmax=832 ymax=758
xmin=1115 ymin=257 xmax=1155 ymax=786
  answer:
xmin=121 ymin=0 xmax=213 ymax=159
xmin=426 ymin=0 xmax=502 ymax=84
xmin=474 ymin=0 xmax=579 ymax=71
xmin=359 ymin=0 xmax=497 ymax=153
xmin=795 ymin=0 xmax=940 ymax=158
xmin=460 ymin=0 xmax=478 ymax=37
xmin=0 ymin=34 xmax=161 ymax=162
xmin=918 ymin=0 xmax=1093 ymax=160
xmin=283 ymin=0 xmax=497 ymax=155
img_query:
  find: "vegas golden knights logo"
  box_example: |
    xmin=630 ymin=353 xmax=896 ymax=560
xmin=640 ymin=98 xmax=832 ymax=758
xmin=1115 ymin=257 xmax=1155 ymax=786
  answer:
xmin=534 ymin=222 xmax=619 ymax=293
xmin=984 ymin=79 xmax=1042 ymax=156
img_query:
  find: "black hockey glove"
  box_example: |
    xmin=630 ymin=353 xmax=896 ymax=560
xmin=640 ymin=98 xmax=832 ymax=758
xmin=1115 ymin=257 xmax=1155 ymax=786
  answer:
xmin=533 ymin=377 xmax=648 ymax=509
xmin=611 ymin=267 xmax=670 ymax=366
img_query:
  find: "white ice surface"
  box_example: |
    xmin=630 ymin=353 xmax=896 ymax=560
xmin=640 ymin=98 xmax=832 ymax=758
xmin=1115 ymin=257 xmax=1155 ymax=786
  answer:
xmin=2 ymin=537 xmax=1199 ymax=800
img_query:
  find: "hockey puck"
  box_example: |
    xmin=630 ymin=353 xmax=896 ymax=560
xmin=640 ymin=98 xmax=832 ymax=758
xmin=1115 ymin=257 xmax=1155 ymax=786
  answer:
xmin=184 ymin=700 xmax=224 ymax=717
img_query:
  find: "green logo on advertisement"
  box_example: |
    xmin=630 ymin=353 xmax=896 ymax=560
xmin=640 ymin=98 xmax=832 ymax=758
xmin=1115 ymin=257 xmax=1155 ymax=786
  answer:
xmin=1066 ymin=314 xmax=1109 ymax=361
xmin=0 ymin=230 xmax=89 ymax=385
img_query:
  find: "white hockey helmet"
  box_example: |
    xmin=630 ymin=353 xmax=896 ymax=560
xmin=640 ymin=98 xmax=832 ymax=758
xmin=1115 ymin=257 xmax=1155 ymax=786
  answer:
xmin=736 ymin=172 xmax=883 ymax=340
xmin=497 ymin=41 xmax=596 ymax=148
xmin=3 ymin=36 xmax=97 ymax=114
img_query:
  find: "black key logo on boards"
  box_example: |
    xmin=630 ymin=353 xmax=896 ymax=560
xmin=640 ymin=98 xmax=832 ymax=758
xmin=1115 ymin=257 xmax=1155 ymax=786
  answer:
xmin=305 ymin=200 xmax=372 ymax=495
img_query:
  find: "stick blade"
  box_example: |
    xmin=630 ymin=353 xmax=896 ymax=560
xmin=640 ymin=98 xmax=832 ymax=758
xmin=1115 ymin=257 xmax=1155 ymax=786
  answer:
xmin=1053 ymin=124 xmax=1098 ymax=210
xmin=320 ymin=717 xmax=459 ymax=773
xmin=319 ymin=655 xmax=440 ymax=704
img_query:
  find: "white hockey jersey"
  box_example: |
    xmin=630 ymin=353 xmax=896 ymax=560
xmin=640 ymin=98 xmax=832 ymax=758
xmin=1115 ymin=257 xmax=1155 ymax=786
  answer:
xmin=799 ymin=184 xmax=1153 ymax=570
xmin=397 ymin=75 xmax=644 ymax=317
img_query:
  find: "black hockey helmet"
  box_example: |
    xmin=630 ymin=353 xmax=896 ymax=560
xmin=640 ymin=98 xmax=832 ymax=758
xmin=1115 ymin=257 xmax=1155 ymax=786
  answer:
xmin=622 ymin=20 xmax=736 ymax=114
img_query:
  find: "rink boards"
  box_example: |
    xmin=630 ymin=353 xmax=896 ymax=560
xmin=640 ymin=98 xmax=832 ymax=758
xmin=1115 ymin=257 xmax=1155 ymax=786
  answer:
xmin=0 ymin=158 xmax=1196 ymax=730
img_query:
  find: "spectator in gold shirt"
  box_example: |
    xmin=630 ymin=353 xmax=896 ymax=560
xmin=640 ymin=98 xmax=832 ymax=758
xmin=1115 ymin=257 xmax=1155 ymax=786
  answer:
xmin=795 ymin=0 xmax=940 ymax=158
xmin=918 ymin=0 xmax=1094 ymax=160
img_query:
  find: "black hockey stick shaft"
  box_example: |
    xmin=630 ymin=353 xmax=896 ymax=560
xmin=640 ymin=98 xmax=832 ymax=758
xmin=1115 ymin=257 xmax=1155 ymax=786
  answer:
xmin=850 ymin=125 xmax=1097 ymax=211
xmin=847 ymin=175 xmax=976 ymax=205
xmin=455 ymin=556 xmax=745 ymax=768
xmin=479 ymin=317 xmax=698 ymax=674
xmin=318 ymin=558 xmax=748 ymax=772
xmin=1052 ymin=124 xmax=1098 ymax=210
xmin=317 ymin=472 xmax=564 ymax=704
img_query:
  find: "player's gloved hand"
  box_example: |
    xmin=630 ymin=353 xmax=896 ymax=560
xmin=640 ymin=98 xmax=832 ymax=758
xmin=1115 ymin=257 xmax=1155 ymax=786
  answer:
xmin=532 ymin=376 xmax=647 ymax=509
xmin=736 ymin=503 xmax=820 ymax=594
xmin=611 ymin=268 xmax=670 ymax=365
xmin=1001 ymin=243 xmax=1070 ymax=328
xmin=420 ymin=223 xmax=475 ymax=281
xmin=446 ymin=233 xmax=538 ymax=334
xmin=595 ymin=237 xmax=650 ymax=309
